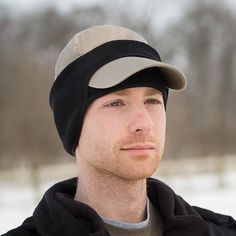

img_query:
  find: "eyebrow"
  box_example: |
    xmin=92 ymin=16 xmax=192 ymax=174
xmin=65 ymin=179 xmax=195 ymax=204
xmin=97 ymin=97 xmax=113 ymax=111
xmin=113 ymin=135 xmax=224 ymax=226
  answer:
xmin=112 ymin=88 xmax=162 ymax=96
xmin=144 ymin=88 xmax=162 ymax=96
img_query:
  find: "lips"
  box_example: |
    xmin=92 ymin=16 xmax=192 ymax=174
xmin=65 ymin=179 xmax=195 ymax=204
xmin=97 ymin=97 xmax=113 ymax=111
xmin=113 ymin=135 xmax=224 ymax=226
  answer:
xmin=121 ymin=144 xmax=155 ymax=151
xmin=120 ymin=144 xmax=155 ymax=156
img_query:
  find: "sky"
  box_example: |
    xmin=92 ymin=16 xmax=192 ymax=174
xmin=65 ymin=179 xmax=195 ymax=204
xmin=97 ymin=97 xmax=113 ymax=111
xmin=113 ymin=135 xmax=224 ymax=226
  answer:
xmin=1 ymin=0 xmax=236 ymax=12
xmin=0 ymin=0 xmax=103 ymax=11
xmin=0 ymin=0 xmax=183 ymax=37
xmin=1 ymin=0 xmax=235 ymax=35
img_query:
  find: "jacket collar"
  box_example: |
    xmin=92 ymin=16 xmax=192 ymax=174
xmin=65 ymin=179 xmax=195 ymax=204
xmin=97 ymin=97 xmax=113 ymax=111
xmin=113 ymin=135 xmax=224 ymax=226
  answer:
xmin=33 ymin=177 xmax=209 ymax=236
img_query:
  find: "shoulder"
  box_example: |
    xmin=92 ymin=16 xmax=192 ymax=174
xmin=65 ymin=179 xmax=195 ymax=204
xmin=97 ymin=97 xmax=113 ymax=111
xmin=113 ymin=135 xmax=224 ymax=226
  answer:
xmin=193 ymin=206 xmax=236 ymax=235
xmin=2 ymin=217 xmax=40 ymax=236
xmin=147 ymin=177 xmax=236 ymax=235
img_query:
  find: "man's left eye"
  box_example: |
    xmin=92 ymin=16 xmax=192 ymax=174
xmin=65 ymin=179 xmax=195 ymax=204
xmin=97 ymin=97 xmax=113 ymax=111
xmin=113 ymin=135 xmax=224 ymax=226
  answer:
xmin=144 ymin=98 xmax=162 ymax=104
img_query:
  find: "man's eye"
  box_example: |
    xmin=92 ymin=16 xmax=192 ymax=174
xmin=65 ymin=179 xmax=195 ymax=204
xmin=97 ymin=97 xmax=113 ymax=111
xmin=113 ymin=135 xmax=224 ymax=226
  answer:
xmin=105 ymin=100 xmax=124 ymax=107
xmin=144 ymin=98 xmax=162 ymax=105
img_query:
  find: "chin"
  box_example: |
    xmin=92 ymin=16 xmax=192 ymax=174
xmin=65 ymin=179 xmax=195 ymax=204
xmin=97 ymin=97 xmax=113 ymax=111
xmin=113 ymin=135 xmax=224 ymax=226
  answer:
xmin=118 ymin=164 xmax=159 ymax=181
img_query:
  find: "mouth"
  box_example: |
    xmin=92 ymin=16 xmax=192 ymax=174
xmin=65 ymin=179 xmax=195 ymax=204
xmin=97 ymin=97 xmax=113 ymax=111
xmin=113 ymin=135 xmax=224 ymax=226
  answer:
xmin=121 ymin=143 xmax=155 ymax=150
xmin=120 ymin=144 xmax=155 ymax=155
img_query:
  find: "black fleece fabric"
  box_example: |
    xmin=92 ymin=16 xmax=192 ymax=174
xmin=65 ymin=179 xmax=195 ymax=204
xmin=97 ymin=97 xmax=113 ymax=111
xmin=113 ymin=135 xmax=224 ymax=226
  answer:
xmin=3 ymin=178 xmax=236 ymax=236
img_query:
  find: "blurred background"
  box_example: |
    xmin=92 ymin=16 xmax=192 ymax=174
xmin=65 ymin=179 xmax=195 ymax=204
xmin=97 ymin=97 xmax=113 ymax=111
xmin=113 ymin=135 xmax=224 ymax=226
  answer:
xmin=0 ymin=0 xmax=235 ymax=233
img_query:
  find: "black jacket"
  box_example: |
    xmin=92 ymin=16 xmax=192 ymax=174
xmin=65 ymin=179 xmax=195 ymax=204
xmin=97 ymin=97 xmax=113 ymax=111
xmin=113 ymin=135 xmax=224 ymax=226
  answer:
xmin=3 ymin=178 xmax=236 ymax=236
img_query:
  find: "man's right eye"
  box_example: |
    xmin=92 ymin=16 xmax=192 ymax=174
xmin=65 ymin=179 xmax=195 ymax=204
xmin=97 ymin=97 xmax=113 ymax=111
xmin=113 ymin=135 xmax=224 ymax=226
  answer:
xmin=105 ymin=100 xmax=124 ymax=107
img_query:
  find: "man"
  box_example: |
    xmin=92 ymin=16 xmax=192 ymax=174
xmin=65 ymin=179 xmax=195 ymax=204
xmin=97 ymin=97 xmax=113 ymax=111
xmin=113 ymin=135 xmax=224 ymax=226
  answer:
xmin=4 ymin=25 xmax=236 ymax=236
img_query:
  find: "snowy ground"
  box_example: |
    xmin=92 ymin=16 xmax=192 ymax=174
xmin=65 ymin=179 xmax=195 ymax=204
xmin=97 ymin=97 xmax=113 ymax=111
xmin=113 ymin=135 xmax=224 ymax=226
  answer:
xmin=1 ymin=160 xmax=236 ymax=234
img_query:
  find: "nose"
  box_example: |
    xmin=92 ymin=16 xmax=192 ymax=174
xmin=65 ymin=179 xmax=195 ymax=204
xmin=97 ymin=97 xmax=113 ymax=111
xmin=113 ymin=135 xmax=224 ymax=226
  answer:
xmin=127 ymin=106 xmax=154 ymax=135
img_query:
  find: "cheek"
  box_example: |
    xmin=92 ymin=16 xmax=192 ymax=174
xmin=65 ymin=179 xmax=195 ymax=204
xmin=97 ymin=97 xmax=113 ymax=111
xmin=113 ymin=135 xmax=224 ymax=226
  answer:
xmin=152 ymin=109 xmax=166 ymax=131
xmin=159 ymin=116 xmax=166 ymax=136
xmin=79 ymin=115 xmax=118 ymax=155
xmin=152 ymin=112 xmax=166 ymax=147
xmin=160 ymin=116 xmax=166 ymax=149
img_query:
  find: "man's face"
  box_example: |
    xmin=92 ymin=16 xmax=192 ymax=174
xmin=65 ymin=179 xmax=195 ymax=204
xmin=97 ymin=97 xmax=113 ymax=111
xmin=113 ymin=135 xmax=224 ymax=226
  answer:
xmin=76 ymin=86 xmax=166 ymax=180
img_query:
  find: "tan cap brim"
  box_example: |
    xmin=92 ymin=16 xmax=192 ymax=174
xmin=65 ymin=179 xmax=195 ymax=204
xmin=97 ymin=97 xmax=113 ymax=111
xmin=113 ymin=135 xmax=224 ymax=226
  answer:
xmin=88 ymin=56 xmax=187 ymax=90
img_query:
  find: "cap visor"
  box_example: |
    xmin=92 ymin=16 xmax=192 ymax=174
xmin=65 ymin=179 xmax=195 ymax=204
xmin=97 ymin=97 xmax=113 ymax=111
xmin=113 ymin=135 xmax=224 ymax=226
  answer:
xmin=88 ymin=56 xmax=187 ymax=90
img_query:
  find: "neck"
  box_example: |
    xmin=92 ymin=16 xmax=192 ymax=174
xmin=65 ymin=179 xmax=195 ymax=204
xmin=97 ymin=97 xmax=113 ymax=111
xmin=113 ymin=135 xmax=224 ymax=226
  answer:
xmin=74 ymin=159 xmax=147 ymax=223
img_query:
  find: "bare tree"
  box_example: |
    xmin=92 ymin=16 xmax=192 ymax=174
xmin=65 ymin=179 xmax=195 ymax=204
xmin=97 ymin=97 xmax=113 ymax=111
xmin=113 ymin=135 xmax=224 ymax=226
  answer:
xmin=157 ymin=0 xmax=236 ymax=158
